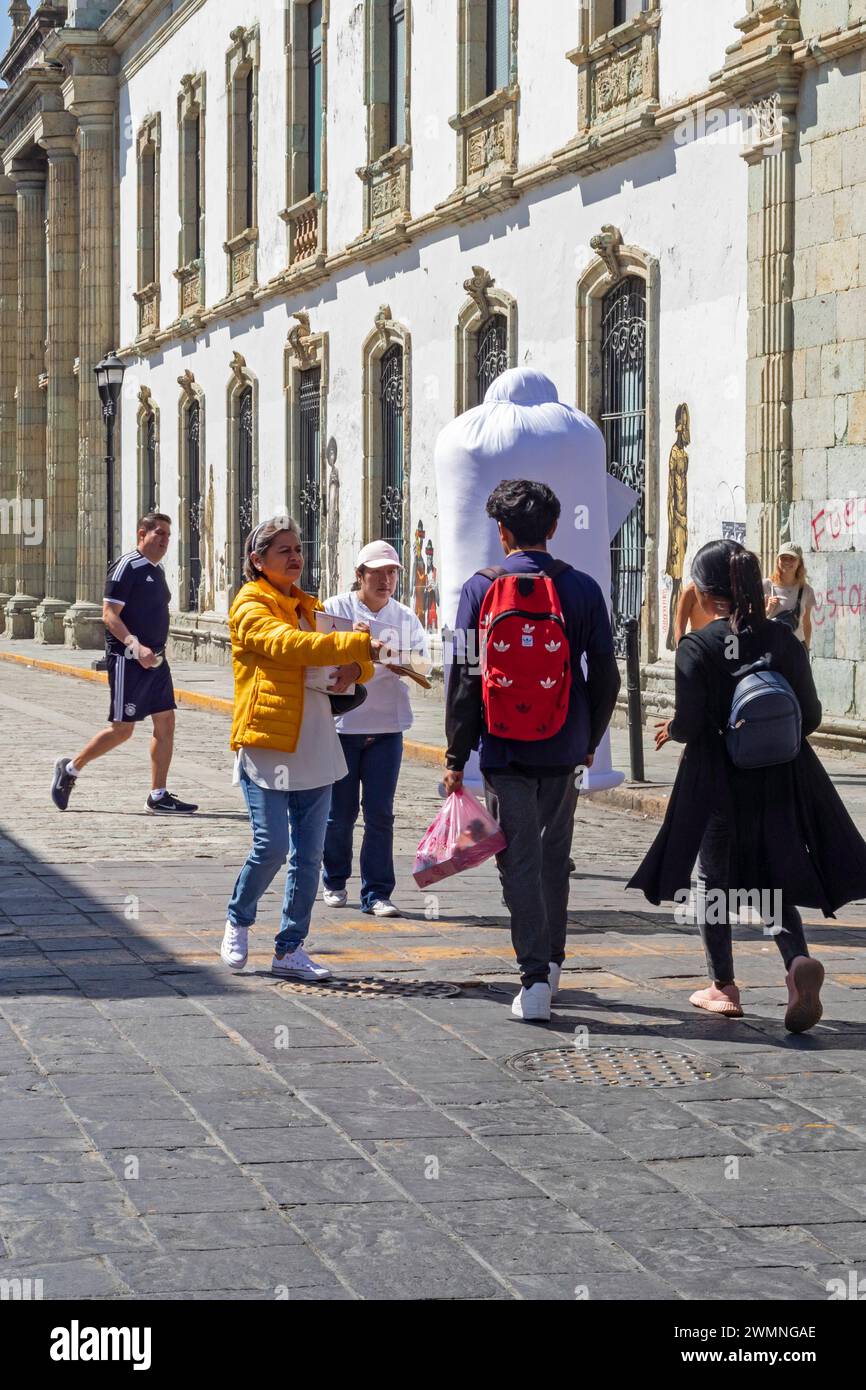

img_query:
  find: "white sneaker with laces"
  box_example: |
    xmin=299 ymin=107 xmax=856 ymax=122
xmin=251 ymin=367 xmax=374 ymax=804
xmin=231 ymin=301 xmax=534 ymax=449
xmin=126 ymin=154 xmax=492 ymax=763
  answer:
xmin=548 ymin=962 xmax=562 ymax=1000
xmin=369 ymin=899 xmax=400 ymax=918
xmin=271 ymin=946 xmax=332 ymax=980
xmin=322 ymin=888 xmax=348 ymax=908
xmin=511 ymin=982 xmax=552 ymax=1022
xmin=220 ymin=919 xmax=249 ymax=970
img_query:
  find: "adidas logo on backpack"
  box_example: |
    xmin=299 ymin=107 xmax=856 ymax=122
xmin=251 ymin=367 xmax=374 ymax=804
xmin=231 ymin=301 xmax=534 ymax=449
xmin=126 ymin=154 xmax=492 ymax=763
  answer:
xmin=477 ymin=563 xmax=572 ymax=742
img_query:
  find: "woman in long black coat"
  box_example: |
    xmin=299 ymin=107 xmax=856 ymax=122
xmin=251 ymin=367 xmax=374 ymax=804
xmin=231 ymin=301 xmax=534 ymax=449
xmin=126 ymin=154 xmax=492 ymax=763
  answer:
xmin=629 ymin=539 xmax=866 ymax=1032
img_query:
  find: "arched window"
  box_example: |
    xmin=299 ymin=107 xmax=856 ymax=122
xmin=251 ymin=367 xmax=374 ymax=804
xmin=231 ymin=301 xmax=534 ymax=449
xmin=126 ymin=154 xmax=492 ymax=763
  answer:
xmin=379 ymin=343 xmax=404 ymax=556
xmin=475 ymin=313 xmax=509 ymax=403
xmin=186 ymin=398 xmax=202 ymax=612
xmin=237 ymin=385 xmax=254 ymax=574
xmin=600 ymin=275 xmax=646 ymax=653
xmin=298 ymin=366 xmax=322 ymax=594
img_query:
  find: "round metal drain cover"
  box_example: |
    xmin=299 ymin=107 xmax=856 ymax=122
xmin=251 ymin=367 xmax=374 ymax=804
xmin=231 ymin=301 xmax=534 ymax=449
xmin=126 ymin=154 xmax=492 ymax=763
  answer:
xmin=277 ymin=976 xmax=461 ymax=1001
xmin=506 ymin=1046 xmax=727 ymax=1088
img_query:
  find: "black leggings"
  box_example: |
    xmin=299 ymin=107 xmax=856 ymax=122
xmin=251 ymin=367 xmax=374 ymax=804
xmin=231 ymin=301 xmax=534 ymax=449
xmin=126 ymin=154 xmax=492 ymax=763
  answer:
xmin=695 ymin=813 xmax=809 ymax=986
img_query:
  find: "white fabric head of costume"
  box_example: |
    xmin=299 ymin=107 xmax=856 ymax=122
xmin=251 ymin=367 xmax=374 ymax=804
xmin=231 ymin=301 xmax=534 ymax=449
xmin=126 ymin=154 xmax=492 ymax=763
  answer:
xmin=433 ymin=367 xmax=636 ymax=633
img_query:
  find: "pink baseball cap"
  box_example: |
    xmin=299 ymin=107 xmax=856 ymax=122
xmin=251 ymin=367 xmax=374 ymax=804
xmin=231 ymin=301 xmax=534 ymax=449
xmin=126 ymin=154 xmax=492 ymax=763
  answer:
xmin=356 ymin=541 xmax=401 ymax=569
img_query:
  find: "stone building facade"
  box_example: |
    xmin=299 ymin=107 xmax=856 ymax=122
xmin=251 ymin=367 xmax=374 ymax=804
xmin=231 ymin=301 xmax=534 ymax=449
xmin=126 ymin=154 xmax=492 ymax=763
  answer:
xmin=0 ymin=0 xmax=864 ymax=742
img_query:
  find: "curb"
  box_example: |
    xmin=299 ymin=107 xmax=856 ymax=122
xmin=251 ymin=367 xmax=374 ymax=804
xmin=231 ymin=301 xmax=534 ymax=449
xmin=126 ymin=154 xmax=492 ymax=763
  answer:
xmin=0 ymin=647 xmax=672 ymax=820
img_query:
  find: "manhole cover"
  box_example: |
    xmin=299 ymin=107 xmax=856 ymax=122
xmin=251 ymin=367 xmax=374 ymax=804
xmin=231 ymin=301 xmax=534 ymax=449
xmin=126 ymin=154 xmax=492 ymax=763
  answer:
xmin=506 ymin=1046 xmax=727 ymax=1088
xmin=276 ymin=976 xmax=461 ymax=1001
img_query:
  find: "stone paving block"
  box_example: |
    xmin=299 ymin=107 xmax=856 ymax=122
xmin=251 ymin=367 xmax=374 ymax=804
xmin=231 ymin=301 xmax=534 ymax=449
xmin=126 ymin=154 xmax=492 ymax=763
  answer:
xmin=508 ymin=1269 xmax=678 ymax=1300
xmin=0 ymin=1182 xmax=137 ymax=1224
xmin=511 ymin=1161 xmax=676 ymax=1203
xmin=191 ymin=1097 xmax=324 ymax=1132
xmin=800 ymin=1223 xmax=866 ymax=1261
xmin=719 ymin=1123 xmax=863 ymax=1154
xmin=226 ymin=1127 xmax=359 ymax=1163
xmin=0 ymin=1256 xmax=128 ymax=1299
xmin=297 ymin=1089 xmax=466 ymax=1140
xmin=109 ymin=1245 xmax=336 ymax=1296
xmin=611 ymin=1225 xmax=834 ymax=1275
xmin=144 ymin=1210 xmax=307 ymax=1251
xmin=284 ymin=1203 xmax=507 ymax=1300
xmin=667 ymin=1265 xmax=834 ymax=1301
xmin=685 ymin=1185 xmax=862 ymax=1227
xmin=477 ymin=1130 xmax=626 ymax=1167
xmin=252 ymin=1159 xmax=405 ymax=1206
xmin=0 ymin=1150 xmax=112 ymax=1185
xmin=3 ymin=1211 xmax=155 ymax=1264
xmin=123 ymin=1178 xmax=269 ymax=1216
xmin=101 ymin=1146 xmax=238 ymax=1184
xmin=466 ymin=1230 xmax=639 ymax=1278
xmin=646 ymin=1154 xmax=795 ymax=1193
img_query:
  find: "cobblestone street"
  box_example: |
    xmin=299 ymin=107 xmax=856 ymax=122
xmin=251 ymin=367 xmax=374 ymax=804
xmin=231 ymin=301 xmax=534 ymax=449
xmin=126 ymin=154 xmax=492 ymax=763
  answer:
xmin=2 ymin=660 xmax=866 ymax=1301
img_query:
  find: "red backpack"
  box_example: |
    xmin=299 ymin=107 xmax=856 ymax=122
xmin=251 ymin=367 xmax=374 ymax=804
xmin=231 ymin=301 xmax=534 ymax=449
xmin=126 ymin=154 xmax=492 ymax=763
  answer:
xmin=478 ymin=562 xmax=572 ymax=741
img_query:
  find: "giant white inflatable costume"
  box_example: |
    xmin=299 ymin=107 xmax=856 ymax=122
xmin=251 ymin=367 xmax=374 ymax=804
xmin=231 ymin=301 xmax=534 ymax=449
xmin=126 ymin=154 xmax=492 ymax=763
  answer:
xmin=433 ymin=368 xmax=638 ymax=792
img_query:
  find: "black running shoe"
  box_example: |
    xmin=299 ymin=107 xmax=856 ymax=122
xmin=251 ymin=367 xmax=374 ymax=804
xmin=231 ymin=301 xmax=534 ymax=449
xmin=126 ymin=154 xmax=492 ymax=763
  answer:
xmin=51 ymin=756 xmax=77 ymax=811
xmin=145 ymin=791 xmax=199 ymax=815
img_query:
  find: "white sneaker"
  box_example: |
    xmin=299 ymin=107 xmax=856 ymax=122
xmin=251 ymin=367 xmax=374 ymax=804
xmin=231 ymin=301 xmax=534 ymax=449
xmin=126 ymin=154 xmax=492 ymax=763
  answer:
xmin=220 ymin=919 xmax=249 ymax=971
xmin=548 ymin=962 xmax=562 ymax=1000
xmin=368 ymin=899 xmax=400 ymax=918
xmin=322 ymin=888 xmax=348 ymax=908
xmin=511 ymin=982 xmax=552 ymax=1022
xmin=271 ymin=946 xmax=332 ymax=981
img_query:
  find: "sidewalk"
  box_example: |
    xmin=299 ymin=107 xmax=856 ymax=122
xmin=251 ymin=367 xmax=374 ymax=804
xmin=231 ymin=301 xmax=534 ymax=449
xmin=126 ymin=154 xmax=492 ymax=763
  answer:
xmin=3 ymin=636 xmax=866 ymax=832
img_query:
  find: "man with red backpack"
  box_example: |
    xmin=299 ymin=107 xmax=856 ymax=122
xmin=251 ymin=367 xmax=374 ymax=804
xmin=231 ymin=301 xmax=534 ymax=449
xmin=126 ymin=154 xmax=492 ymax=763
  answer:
xmin=444 ymin=479 xmax=620 ymax=1022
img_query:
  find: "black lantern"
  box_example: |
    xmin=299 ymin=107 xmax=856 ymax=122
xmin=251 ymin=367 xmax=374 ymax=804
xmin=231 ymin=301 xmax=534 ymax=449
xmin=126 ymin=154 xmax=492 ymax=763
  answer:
xmin=94 ymin=351 xmax=126 ymax=566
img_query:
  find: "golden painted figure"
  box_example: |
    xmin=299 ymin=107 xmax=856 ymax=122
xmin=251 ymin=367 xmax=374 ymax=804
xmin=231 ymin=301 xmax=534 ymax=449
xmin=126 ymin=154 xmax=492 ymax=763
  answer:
xmin=665 ymin=403 xmax=690 ymax=652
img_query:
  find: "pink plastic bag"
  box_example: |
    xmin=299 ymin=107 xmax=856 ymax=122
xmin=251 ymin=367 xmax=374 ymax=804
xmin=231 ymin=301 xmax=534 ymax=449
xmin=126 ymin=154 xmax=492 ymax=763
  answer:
xmin=413 ymin=789 xmax=507 ymax=888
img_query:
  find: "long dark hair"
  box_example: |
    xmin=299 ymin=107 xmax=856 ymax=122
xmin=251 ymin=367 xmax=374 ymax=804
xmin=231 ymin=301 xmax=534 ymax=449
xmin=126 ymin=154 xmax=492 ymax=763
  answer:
xmin=691 ymin=539 xmax=766 ymax=634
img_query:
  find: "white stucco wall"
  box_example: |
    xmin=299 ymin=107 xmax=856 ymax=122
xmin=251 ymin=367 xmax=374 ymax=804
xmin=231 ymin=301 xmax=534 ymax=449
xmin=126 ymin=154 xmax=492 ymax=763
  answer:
xmin=116 ymin=0 xmax=748 ymax=659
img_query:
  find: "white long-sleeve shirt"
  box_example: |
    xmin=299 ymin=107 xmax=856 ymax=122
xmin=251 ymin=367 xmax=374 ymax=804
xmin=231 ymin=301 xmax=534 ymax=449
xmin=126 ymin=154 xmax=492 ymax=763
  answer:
xmin=323 ymin=592 xmax=430 ymax=735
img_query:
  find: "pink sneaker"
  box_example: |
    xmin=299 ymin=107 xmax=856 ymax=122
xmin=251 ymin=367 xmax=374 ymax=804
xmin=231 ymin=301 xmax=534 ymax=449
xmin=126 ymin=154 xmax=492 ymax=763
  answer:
xmin=689 ymin=983 xmax=743 ymax=1017
xmin=785 ymin=956 xmax=824 ymax=1034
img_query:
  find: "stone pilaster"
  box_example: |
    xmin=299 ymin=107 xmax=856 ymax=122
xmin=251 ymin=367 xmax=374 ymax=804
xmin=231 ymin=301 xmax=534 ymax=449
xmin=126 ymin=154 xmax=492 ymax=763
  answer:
xmin=63 ymin=107 xmax=115 ymax=650
xmin=743 ymin=90 xmax=798 ymax=572
xmin=5 ymin=161 xmax=47 ymax=640
xmin=0 ymin=177 xmax=17 ymax=632
xmin=35 ymin=139 xmax=80 ymax=643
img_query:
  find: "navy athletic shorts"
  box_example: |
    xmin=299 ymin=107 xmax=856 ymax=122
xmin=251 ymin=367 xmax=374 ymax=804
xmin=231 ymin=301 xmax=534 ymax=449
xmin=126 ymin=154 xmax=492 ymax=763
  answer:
xmin=107 ymin=653 xmax=177 ymax=724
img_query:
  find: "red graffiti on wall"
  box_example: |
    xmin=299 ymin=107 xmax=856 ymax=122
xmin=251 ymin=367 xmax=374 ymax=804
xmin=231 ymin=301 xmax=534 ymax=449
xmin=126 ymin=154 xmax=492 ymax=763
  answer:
xmin=812 ymin=561 xmax=865 ymax=626
xmin=811 ymin=496 xmax=866 ymax=550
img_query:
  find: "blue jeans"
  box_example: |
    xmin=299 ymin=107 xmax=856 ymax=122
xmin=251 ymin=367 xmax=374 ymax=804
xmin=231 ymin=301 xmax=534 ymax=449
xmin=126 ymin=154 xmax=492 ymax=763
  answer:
xmin=322 ymin=733 xmax=403 ymax=911
xmin=228 ymin=767 xmax=333 ymax=954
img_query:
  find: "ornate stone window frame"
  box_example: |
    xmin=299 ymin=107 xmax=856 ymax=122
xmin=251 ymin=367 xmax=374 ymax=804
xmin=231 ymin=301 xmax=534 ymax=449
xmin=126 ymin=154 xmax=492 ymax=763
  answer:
xmin=136 ymin=385 xmax=160 ymax=518
xmin=226 ymin=350 xmax=259 ymax=598
xmin=355 ymin=0 xmax=412 ymax=246
xmin=281 ymin=1 xmax=329 ymax=270
xmin=175 ymin=72 xmax=206 ymax=322
xmin=134 ymin=114 xmax=161 ymax=340
xmin=576 ymin=227 xmax=660 ymax=665
xmin=448 ymin=0 xmax=519 ymax=202
xmin=224 ymin=25 xmax=260 ymax=297
xmin=285 ymin=313 xmax=329 ymax=591
xmin=177 ymin=369 xmax=206 ymax=616
xmin=361 ymin=305 xmax=411 ymax=592
xmin=455 ymin=265 xmax=517 ymax=415
xmin=563 ymin=0 xmax=660 ymax=160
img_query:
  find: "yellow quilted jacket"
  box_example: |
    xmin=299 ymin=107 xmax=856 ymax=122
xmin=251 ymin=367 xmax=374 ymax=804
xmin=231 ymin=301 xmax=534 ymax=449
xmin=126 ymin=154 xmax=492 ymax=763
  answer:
xmin=229 ymin=577 xmax=375 ymax=753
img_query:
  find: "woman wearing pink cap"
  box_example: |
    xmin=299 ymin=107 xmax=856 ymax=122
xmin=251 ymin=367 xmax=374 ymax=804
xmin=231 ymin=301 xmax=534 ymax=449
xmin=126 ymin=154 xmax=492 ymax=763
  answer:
xmin=321 ymin=542 xmax=430 ymax=917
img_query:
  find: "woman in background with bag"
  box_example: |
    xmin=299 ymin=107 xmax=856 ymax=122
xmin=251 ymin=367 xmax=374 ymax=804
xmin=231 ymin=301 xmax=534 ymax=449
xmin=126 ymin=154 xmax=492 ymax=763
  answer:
xmin=629 ymin=538 xmax=866 ymax=1031
xmin=321 ymin=541 xmax=430 ymax=918
xmin=220 ymin=517 xmax=381 ymax=978
xmin=763 ymin=541 xmax=816 ymax=648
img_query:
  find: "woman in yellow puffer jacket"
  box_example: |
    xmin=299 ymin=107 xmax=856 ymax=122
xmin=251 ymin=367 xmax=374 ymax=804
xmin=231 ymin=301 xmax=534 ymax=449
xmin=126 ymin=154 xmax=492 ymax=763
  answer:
xmin=220 ymin=515 xmax=380 ymax=980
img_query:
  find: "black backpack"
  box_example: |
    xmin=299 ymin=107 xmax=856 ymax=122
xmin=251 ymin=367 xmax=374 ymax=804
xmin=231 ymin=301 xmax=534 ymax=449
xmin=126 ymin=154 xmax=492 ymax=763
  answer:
xmin=691 ymin=635 xmax=802 ymax=771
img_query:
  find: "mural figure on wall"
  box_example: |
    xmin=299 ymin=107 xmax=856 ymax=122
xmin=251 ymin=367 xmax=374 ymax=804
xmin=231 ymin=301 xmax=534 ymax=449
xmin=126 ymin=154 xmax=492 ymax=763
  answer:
xmin=413 ymin=520 xmax=440 ymax=632
xmin=665 ymin=403 xmax=690 ymax=652
xmin=326 ymin=437 xmax=340 ymax=596
xmin=424 ymin=538 xmax=439 ymax=632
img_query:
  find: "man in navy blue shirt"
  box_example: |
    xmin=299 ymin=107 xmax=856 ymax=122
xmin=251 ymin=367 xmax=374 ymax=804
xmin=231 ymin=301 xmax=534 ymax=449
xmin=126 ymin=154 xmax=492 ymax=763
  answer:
xmin=50 ymin=513 xmax=198 ymax=817
xmin=445 ymin=480 xmax=620 ymax=1021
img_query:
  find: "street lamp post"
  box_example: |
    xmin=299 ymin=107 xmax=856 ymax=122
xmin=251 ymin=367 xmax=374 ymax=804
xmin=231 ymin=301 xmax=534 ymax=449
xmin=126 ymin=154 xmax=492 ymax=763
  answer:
xmin=94 ymin=351 xmax=127 ymax=568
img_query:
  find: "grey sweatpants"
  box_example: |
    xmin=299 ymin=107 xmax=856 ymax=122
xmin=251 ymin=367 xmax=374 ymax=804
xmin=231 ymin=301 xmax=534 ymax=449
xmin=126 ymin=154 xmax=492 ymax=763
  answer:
xmin=483 ymin=768 xmax=579 ymax=988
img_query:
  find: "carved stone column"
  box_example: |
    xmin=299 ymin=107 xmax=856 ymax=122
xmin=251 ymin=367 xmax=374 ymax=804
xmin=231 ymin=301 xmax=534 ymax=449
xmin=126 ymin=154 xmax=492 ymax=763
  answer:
xmin=0 ymin=177 xmax=17 ymax=632
xmin=35 ymin=137 xmax=79 ymax=643
xmin=5 ymin=160 xmax=47 ymax=639
xmin=63 ymin=103 xmax=116 ymax=650
xmin=743 ymin=90 xmax=798 ymax=571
